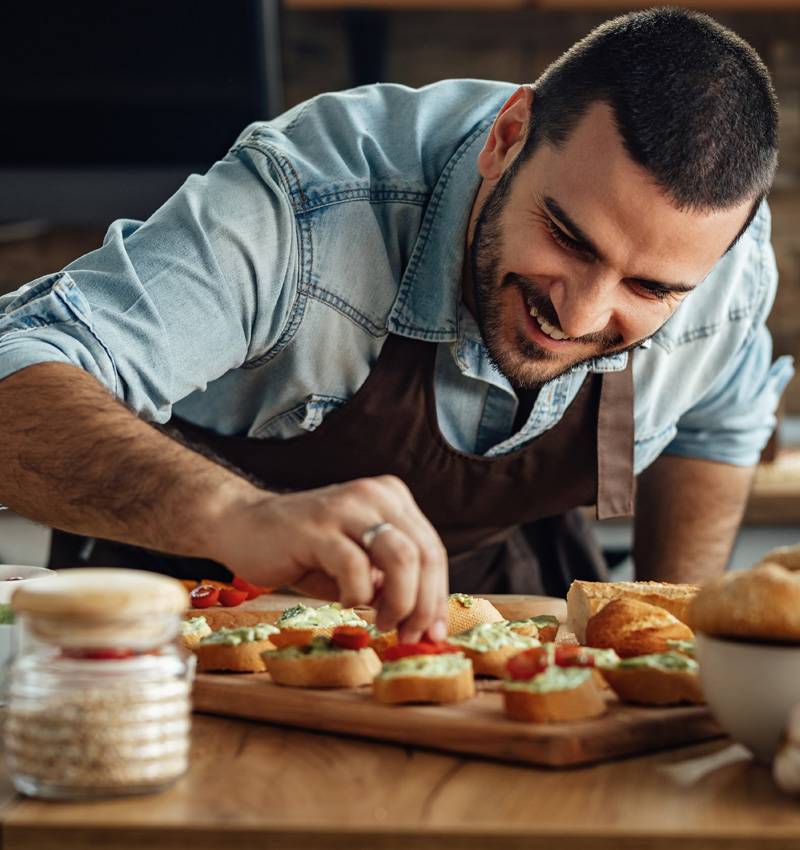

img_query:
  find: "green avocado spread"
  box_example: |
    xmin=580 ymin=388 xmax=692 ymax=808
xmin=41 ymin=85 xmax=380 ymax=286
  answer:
xmin=505 ymin=615 xmax=559 ymax=631
xmin=181 ymin=617 xmax=212 ymax=638
xmin=449 ymin=622 xmax=540 ymax=653
xmin=377 ymin=653 xmax=470 ymax=680
xmin=0 ymin=604 xmax=14 ymax=625
xmin=199 ymin=623 xmax=278 ymax=647
xmin=619 ymin=651 xmax=698 ymax=673
xmin=450 ymin=593 xmax=475 ymax=608
xmin=276 ymin=602 xmax=367 ymax=630
xmin=666 ymin=639 xmax=696 ymax=658
xmin=503 ymin=666 xmax=592 ymax=693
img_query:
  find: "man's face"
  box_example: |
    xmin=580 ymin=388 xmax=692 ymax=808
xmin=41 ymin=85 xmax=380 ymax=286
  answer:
xmin=467 ymin=99 xmax=754 ymax=388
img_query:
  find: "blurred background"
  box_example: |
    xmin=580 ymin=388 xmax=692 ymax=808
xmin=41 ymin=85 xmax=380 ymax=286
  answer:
xmin=1 ymin=0 xmax=799 ymax=570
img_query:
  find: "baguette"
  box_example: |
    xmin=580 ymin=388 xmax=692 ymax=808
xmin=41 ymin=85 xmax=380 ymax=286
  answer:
xmin=689 ymin=563 xmax=800 ymax=641
xmin=183 ymin=608 xmax=281 ymax=632
xmin=447 ymin=594 xmax=504 ymax=635
xmin=600 ymin=652 xmax=703 ymax=705
xmin=505 ymin=615 xmax=559 ymax=643
xmin=566 ymin=580 xmax=699 ymax=643
xmin=502 ymin=668 xmax=607 ymax=722
xmin=585 ymin=597 xmax=694 ymax=658
xmin=264 ymin=641 xmax=382 ymax=688
xmin=179 ymin=616 xmax=212 ymax=651
xmin=373 ymin=653 xmax=475 ymax=704
xmin=195 ymin=623 xmax=279 ymax=673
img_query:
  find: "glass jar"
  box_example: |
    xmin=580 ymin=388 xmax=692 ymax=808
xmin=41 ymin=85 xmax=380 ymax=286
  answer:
xmin=4 ymin=568 xmax=195 ymax=800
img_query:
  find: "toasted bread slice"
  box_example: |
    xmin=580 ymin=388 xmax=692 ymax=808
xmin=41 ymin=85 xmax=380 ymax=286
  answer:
xmin=270 ymin=627 xmax=334 ymax=648
xmin=373 ymin=654 xmax=475 ymax=704
xmin=369 ymin=629 xmax=398 ymax=659
xmin=458 ymin=645 xmax=525 ymax=679
xmin=503 ymin=673 xmax=607 ymax=722
xmin=585 ymin=597 xmax=694 ymax=658
xmin=195 ymin=638 xmax=276 ymax=673
xmin=447 ymin=594 xmax=504 ymax=635
xmin=566 ymin=580 xmax=699 ymax=643
xmin=601 ymin=664 xmax=704 ymax=706
xmin=264 ymin=645 xmax=382 ymax=688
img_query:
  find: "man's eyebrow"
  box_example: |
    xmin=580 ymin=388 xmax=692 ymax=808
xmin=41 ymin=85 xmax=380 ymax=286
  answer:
xmin=542 ymin=195 xmax=697 ymax=293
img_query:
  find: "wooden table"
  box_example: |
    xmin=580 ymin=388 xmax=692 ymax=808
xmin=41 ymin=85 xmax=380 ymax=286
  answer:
xmin=3 ymin=713 xmax=800 ymax=849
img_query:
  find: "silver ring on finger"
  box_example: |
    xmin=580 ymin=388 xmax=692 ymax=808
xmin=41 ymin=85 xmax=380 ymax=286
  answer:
xmin=360 ymin=521 xmax=394 ymax=550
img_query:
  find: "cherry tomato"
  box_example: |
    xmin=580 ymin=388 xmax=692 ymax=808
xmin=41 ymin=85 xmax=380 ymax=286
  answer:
xmin=190 ymin=584 xmax=220 ymax=609
xmin=232 ymin=576 xmax=268 ymax=600
xmin=331 ymin=626 xmax=371 ymax=650
xmin=382 ymin=641 xmax=459 ymax=661
xmin=506 ymin=647 xmax=549 ymax=680
xmin=219 ymin=587 xmax=248 ymax=607
xmin=200 ymin=579 xmax=234 ymax=590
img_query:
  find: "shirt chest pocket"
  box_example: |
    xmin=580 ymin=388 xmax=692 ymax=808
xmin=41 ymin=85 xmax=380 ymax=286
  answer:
xmin=252 ymin=394 xmax=349 ymax=439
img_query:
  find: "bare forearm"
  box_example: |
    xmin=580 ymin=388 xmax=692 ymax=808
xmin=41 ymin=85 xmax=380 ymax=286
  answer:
xmin=633 ymin=454 xmax=754 ymax=584
xmin=0 ymin=363 xmax=262 ymax=559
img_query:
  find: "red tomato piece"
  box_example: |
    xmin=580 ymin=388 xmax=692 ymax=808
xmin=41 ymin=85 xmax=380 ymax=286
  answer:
xmin=382 ymin=641 xmax=459 ymax=661
xmin=190 ymin=584 xmax=220 ymax=609
xmin=505 ymin=647 xmax=549 ymax=680
xmin=554 ymin=645 xmax=596 ymax=668
xmin=232 ymin=576 xmax=265 ymax=600
xmin=219 ymin=587 xmax=248 ymax=607
xmin=331 ymin=626 xmax=371 ymax=650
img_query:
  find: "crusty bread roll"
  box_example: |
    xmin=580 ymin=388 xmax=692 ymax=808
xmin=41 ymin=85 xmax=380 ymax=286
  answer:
xmin=757 ymin=544 xmax=800 ymax=572
xmin=447 ymin=594 xmax=504 ymax=635
xmin=566 ymin=580 xmax=699 ymax=643
xmin=585 ymin=597 xmax=694 ymax=658
xmin=503 ymin=675 xmax=607 ymax=722
xmin=689 ymin=563 xmax=800 ymax=641
xmin=265 ymin=647 xmax=382 ymax=688
xmin=601 ymin=666 xmax=704 ymax=706
xmin=195 ymin=638 xmax=276 ymax=673
xmin=373 ymin=665 xmax=475 ymax=705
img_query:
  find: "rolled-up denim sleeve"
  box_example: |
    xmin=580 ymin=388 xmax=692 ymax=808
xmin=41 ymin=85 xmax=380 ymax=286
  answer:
xmin=665 ymin=235 xmax=794 ymax=467
xmin=0 ymin=147 xmax=297 ymax=422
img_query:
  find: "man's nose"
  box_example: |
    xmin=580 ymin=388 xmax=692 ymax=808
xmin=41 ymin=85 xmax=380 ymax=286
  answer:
xmin=549 ymin=269 xmax=617 ymax=340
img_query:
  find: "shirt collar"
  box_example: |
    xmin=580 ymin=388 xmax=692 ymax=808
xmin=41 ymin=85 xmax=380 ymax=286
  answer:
xmin=387 ymin=119 xmax=490 ymax=342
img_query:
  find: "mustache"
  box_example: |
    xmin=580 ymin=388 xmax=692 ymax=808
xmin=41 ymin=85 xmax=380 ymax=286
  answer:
xmin=503 ymin=273 xmax=623 ymax=348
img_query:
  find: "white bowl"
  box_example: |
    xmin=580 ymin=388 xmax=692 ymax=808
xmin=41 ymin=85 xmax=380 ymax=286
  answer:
xmin=696 ymin=632 xmax=800 ymax=763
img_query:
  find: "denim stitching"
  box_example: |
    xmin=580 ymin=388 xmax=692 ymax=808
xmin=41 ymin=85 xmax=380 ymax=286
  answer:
xmin=304 ymin=281 xmax=387 ymax=337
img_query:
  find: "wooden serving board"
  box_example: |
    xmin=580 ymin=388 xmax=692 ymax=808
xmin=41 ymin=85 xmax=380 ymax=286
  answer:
xmin=192 ymin=674 xmax=723 ymax=768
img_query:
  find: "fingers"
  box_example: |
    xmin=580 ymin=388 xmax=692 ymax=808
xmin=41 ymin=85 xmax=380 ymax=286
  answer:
xmin=316 ymin=535 xmax=374 ymax=608
xmin=341 ymin=476 xmax=449 ymax=640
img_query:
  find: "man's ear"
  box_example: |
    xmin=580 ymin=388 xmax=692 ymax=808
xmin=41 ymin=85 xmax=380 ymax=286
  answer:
xmin=477 ymin=86 xmax=534 ymax=180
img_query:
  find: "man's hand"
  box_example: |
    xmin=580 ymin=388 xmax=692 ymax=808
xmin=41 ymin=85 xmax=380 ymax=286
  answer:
xmin=633 ymin=454 xmax=755 ymax=584
xmin=212 ymin=476 xmax=450 ymax=643
xmin=0 ymin=363 xmax=449 ymax=643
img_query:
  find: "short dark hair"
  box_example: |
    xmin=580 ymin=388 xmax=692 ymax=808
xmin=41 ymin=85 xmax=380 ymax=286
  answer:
xmin=522 ymin=8 xmax=779 ymax=221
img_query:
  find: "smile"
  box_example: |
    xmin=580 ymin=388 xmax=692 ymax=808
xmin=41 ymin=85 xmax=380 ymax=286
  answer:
xmin=525 ymin=297 xmax=573 ymax=342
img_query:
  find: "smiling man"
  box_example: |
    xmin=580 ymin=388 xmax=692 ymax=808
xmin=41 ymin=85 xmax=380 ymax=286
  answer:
xmin=0 ymin=9 xmax=792 ymax=640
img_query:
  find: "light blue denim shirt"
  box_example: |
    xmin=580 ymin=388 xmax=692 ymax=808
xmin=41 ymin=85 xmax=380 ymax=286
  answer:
xmin=0 ymin=80 xmax=793 ymax=474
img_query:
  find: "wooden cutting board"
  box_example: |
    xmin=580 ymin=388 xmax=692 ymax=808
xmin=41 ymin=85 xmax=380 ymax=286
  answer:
xmin=192 ymin=675 xmax=722 ymax=768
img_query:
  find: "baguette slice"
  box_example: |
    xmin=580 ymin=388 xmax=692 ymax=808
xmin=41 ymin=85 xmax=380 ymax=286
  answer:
xmin=567 ymin=580 xmax=699 ymax=643
xmin=373 ymin=653 xmax=475 ymax=704
xmin=195 ymin=638 xmax=276 ymax=673
xmin=270 ymin=627 xmax=334 ymax=648
xmin=265 ymin=646 xmax=382 ymax=688
xmin=369 ymin=629 xmax=398 ymax=659
xmin=503 ymin=672 xmax=607 ymax=722
xmin=601 ymin=665 xmax=704 ymax=706
xmin=458 ymin=645 xmax=526 ymax=679
xmin=585 ymin=597 xmax=694 ymax=658
xmin=447 ymin=594 xmax=504 ymax=635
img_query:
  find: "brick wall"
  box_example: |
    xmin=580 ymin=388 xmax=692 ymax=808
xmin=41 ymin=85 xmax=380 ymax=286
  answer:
xmin=282 ymin=8 xmax=800 ymax=412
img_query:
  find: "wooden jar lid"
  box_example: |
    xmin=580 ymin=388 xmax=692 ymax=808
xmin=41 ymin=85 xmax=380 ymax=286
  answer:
xmin=12 ymin=568 xmax=188 ymax=620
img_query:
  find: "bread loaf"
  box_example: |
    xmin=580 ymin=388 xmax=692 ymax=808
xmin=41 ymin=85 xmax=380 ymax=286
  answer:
xmin=585 ymin=598 xmax=694 ymax=658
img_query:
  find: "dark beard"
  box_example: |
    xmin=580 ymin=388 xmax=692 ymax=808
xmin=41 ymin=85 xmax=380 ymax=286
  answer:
xmin=469 ymin=170 xmax=648 ymax=389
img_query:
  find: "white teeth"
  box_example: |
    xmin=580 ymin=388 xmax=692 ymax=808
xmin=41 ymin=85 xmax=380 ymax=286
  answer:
xmin=527 ymin=301 xmax=571 ymax=341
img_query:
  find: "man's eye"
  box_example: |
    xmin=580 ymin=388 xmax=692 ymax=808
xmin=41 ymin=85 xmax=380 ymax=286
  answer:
xmin=635 ymin=282 xmax=673 ymax=302
xmin=545 ymin=218 xmax=585 ymax=253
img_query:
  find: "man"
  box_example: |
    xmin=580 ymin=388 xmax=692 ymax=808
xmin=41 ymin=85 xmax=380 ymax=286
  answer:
xmin=0 ymin=9 xmax=791 ymax=642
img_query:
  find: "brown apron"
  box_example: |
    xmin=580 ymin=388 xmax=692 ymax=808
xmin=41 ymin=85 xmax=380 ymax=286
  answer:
xmin=50 ymin=334 xmax=635 ymax=596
